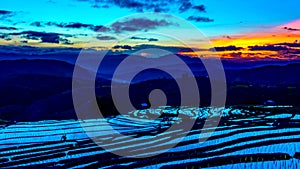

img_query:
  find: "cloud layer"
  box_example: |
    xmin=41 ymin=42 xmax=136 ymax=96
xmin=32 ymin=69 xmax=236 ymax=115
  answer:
xmin=187 ymin=16 xmax=214 ymax=22
xmin=130 ymin=36 xmax=158 ymax=42
xmin=2 ymin=31 xmax=73 ymax=45
xmin=110 ymin=18 xmax=175 ymax=33
xmin=75 ymin=0 xmax=212 ymax=22
xmin=30 ymin=21 xmax=110 ymax=32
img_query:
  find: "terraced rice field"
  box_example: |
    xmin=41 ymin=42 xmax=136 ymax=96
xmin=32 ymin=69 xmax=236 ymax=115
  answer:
xmin=0 ymin=106 xmax=300 ymax=168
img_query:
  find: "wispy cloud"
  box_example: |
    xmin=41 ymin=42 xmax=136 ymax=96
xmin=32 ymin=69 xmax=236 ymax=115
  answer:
xmin=0 ymin=10 xmax=12 ymax=15
xmin=29 ymin=18 xmax=174 ymax=34
xmin=178 ymin=1 xmax=192 ymax=13
xmin=96 ymin=35 xmax=117 ymax=40
xmin=113 ymin=45 xmax=132 ymax=50
xmin=193 ymin=5 xmax=206 ymax=12
xmin=212 ymin=45 xmax=244 ymax=51
xmin=30 ymin=21 xmax=110 ymax=32
xmin=277 ymin=42 xmax=300 ymax=47
xmin=0 ymin=34 xmax=11 ymax=41
xmin=76 ymin=0 xmax=209 ymax=15
xmin=279 ymin=19 xmax=300 ymax=31
xmin=0 ymin=9 xmax=15 ymax=19
xmin=110 ymin=18 xmax=175 ymax=33
xmin=187 ymin=16 xmax=214 ymax=22
xmin=6 ymin=31 xmax=73 ymax=44
xmin=249 ymin=45 xmax=289 ymax=51
xmin=130 ymin=36 xmax=158 ymax=42
xmin=0 ymin=26 xmax=17 ymax=30
xmin=283 ymin=27 xmax=300 ymax=31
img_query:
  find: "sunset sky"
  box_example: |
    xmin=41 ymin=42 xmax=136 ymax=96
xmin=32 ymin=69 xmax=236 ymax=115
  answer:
xmin=1 ymin=0 xmax=300 ymax=60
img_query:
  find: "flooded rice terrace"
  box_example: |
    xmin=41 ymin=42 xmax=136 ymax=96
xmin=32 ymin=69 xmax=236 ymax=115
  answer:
xmin=0 ymin=106 xmax=300 ymax=169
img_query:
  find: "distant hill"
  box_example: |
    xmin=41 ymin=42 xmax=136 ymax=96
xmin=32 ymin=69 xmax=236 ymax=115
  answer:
xmin=226 ymin=63 xmax=300 ymax=85
xmin=0 ymin=58 xmax=300 ymax=121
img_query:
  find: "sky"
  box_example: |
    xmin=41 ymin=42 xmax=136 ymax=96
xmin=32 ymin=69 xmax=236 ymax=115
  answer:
xmin=1 ymin=0 xmax=300 ymax=60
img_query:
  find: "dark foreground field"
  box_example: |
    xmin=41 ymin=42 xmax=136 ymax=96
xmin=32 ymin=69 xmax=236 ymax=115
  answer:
xmin=1 ymin=106 xmax=300 ymax=168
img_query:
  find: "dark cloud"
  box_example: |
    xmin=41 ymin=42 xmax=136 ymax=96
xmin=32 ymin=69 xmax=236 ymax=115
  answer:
xmin=80 ymin=0 xmax=170 ymax=12
xmin=0 ymin=34 xmax=6 ymax=39
xmin=0 ymin=26 xmax=17 ymax=30
xmin=130 ymin=36 xmax=158 ymax=42
xmin=249 ymin=45 xmax=289 ymax=51
xmin=96 ymin=35 xmax=117 ymax=40
xmin=277 ymin=42 xmax=300 ymax=48
xmin=92 ymin=25 xmax=111 ymax=32
xmin=31 ymin=32 xmax=59 ymax=43
xmin=0 ymin=45 xmax=83 ymax=57
xmin=130 ymin=36 xmax=146 ymax=40
xmin=48 ymin=22 xmax=92 ymax=29
xmin=30 ymin=22 xmax=43 ymax=27
xmin=5 ymin=37 xmax=12 ymax=41
xmin=48 ymin=22 xmax=110 ymax=32
xmin=187 ymin=16 xmax=214 ymax=22
xmin=76 ymin=0 xmax=214 ymax=24
xmin=193 ymin=5 xmax=206 ymax=12
xmin=0 ymin=10 xmax=12 ymax=15
xmin=0 ymin=10 xmax=15 ymax=20
xmin=212 ymin=45 xmax=244 ymax=51
xmin=111 ymin=18 xmax=175 ymax=33
xmin=113 ymin=0 xmax=146 ymax=11
xmin=126 ymin=44 xmax=203 ymax=54
xmin=113 ymin=45 xmax=132 ymax=50
xmin=76 ymin=0 xmax=208 ymax=14
xmin=283 ymin=27 xmax=300 ymax=31
xmin=223 ymin=35 xmax=231 ymax=39
xmin=92 ymin=4 xmax=109 ymax=8
xmin=179 ymin=1 xmax=192 ymax=13
xmin=277 ymin=48 xmax=300 ymax=55
xmin=30 ymin=21 xmax=110 ymax=32
xmin=226 ymin=52 xmax=242 ymax=58
xmin=0 ymin=34 xmax=11 ymax=41
xmin=221 ymin=52 xmax=284 ymax=60
xmin=20 ymin=40 xmax=28 ymax=43
xmin=8 ymin=31 xmax=73 ymax=44
xmin=59 ymin=38 xmax=74 ymax=45
xmin=148 ymin=38 xmax=158 ymax=42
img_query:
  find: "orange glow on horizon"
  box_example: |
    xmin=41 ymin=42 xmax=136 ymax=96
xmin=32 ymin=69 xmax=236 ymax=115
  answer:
xmin=211 ymin=33 xmax=300 ymax=48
